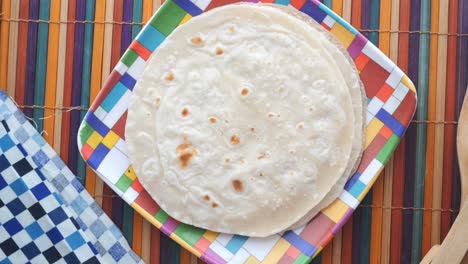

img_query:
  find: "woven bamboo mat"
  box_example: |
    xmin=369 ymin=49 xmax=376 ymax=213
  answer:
xmin=0 ymin=0 xmax=467 ymax=263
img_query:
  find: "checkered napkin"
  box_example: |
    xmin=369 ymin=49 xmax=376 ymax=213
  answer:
xmin=0 ymin=91 xmax=142 ymax=263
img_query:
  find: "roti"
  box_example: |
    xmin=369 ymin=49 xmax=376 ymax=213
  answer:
xmin=126 ymin=4 xmax=358 ymax=237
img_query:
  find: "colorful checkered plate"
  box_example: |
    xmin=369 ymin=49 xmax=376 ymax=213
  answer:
xmin=78 ymin=0 xmax=417 ymax=263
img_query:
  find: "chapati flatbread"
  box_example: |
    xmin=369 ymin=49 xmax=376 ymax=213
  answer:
xmin=126 ymin=4 xmax=358 ymax=237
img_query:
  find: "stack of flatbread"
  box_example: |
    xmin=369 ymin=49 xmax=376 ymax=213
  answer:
xmin=125 ymin=3 xmax=366 ymax=237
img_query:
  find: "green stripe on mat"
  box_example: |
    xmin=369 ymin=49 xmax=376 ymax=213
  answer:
xmin=360 ymin=192 xmax=372 ymax=264
xmin=33 ymin=0 xmax=51 ymax=132
xmin=412 ymin=1 xmax=431 ymax=263
xmin=132 ymin=0 xmax=143 ymax=40
xmin=123 ymin=202 xmax=134 ymax=246
xmin=77 ymin=0 xmax=96 ymax=184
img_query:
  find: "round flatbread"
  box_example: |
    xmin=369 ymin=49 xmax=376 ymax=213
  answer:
xmin=126 ymin=4 xmax=356 ymax=237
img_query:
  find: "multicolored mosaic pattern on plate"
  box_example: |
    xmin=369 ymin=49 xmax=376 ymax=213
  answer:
xmin=78 ymin=0 xmax=417 ymax=263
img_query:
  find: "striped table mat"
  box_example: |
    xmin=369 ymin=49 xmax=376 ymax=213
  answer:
xmin=0 ymin=0 xmax=467 ymax=263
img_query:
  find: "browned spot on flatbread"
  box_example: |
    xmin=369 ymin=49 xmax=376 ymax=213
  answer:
xmin=191 ymin=36 xmax=203 ymax=45
xmin=225 ymin=158 xmax=231 ymax=163
xmin=230 ymin=135 xmax=240 ymax=145
xmin=257 ymin=153 xmax=268 ymax=159
xmin=181 ymin=108 xmax=189 ymax=117
xmin=209 ymin=117 xmax=217 ymax=123
xmin=211 ymin=202 xmax=218 ymax=208
xmin=215 ymin=47 xmax=224 ymax=55
xmin=176 ymin=143 xmax=191 ymax=152
xmin=232 ymin=179 xmax=244 ymax=192
xmin=176 ymin=142 xmax=197 ymax=169
xmin=164 ymin=73 xmax=174 ymax=81
xmin=241 ymin=88 xmax=249 ymax=96
xmin=229 ymin=26 xmax=235 ymax=33
xmin=179 ymin=152 xmax=195 ymax=168
xmin=250 ymin=127 xmax=255 ymax=132
xmin=203 ymin=195 xmax=210 ymax=201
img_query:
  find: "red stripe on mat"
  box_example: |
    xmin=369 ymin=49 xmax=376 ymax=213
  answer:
xmin=60 ymin=0 xmax=76 ymax=165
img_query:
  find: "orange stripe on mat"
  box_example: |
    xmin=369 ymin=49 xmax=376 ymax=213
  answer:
xmin=0 ymin=0 xmax=11 ymax=90
xmin=43 ymin=0 xmax=61 ymax=146
xmin=133 ymin=212 xmax=143 ymax=256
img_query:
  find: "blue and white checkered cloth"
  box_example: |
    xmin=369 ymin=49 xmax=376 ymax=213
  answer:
xmin=0 ymin=90 xmax=142 ymax=263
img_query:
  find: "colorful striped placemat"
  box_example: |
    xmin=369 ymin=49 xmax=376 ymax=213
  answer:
xmin=0 ymin=0 xmax=467 ymax=263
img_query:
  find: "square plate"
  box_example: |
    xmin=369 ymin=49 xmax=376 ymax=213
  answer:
xmin=78 ymin=0 xmax=417 ymax=263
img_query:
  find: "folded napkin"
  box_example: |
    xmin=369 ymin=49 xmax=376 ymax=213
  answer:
xmin=0 ymin=91 xmax=142 ymax=263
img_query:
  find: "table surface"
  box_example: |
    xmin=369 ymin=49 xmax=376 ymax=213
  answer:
xmin=0 ymin=0 xmax=467 ymax=263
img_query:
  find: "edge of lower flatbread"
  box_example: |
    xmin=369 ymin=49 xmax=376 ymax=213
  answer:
xmin=266 ymin=5 xmax=366 ymax=229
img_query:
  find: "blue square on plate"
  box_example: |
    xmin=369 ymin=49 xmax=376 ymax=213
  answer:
xmin=138 ymin=25 xmax=165 ymax=52
xmin=30 ymin=182 xmax=51 ymax=201
xmin=25 ymin=222 xmax=44 ymax=240
xmin=85 ymin=112 xmax=110 ymax=136
xmin=4 ymin=218 xmax=23 ymax=236
xmin=120 ymin=73 xmax=136 ymax=90
xmin=300 ymin=0 xmax=327 ymax=23
xmin=88 ymin=144 xmax=110 ymax=170
xmin=46 ymin=227 xmax=64 ymax=244
xmin=10 ymin=178 xmax=28 ymax=196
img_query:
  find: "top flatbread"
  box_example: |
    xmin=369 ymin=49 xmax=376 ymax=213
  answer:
xmin=126 ymin=4 xmax=359 ymax=237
